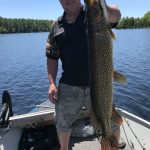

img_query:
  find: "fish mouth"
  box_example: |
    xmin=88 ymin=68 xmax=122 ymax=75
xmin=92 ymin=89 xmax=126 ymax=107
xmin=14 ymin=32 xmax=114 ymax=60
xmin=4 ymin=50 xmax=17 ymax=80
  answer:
xmin=84 ymin=0 xmax=102 ymax=12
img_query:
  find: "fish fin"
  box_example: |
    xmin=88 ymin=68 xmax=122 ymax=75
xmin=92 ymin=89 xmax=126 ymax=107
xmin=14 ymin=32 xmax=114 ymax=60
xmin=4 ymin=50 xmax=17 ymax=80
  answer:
xmin=109 ymin=28 xmax=116 ymax=40
xmin=101 ymin=134 xmax=119 ymax=150
xmin=111 ymin=107 xmax=123 ymax=125
xmin=113 ymin=70 xmax=127 ymax=84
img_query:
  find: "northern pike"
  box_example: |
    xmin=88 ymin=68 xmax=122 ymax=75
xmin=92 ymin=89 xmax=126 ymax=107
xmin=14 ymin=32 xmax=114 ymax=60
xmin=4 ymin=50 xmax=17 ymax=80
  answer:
xmin=84 ymin=0 xmax=119 ymax=149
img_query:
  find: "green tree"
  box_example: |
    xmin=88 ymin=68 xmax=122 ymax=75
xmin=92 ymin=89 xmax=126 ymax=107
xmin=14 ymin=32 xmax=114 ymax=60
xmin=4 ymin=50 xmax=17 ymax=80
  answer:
xmin=0 ymin=17 xmax=53 ymax=33
xmin=117 ymin=11 xmax=150 ymax=29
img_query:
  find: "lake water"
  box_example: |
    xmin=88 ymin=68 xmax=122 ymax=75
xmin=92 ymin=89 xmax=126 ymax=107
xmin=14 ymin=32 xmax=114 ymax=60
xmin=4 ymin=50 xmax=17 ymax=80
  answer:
xmin=0 ymin=29 xmax=150 ymax=122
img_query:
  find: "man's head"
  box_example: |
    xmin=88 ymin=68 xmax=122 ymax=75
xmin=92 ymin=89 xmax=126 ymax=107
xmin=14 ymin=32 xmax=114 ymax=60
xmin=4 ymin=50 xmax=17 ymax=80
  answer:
xmin=59 ymin=0 xmax=81 ymax=13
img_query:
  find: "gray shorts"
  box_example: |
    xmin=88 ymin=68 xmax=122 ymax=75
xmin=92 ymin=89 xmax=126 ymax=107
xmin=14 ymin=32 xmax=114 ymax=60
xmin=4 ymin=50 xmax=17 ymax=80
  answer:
xmin=55 ymin=83 xmax=91 ymax=132
xmin=55 ymin=83 xmax=119 ymax=132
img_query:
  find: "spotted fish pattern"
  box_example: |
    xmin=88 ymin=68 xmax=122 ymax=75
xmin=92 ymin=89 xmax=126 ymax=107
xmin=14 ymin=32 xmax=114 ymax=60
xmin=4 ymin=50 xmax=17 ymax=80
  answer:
xmin=84 ymin=0 xmax=119 ymax=149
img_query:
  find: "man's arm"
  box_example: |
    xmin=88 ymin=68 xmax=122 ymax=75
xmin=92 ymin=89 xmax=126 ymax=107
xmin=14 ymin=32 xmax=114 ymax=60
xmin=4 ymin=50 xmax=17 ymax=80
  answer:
xmin=47 ymin=58 xmax=58 ymax=84
xmin=47 ymin=58 xmax=58 ymax=103
xmin=46 ymin=21 xmax=60 ymax=103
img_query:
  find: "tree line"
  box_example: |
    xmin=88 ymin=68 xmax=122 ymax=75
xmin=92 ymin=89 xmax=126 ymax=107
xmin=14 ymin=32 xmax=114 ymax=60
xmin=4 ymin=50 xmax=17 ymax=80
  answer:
xmin=0 ymin=17 xmax=53 ymax=33
xmin=0 ymin=11 xmax=150 ymax=33
xmin=117 ymin=11 xmax=150 ymax=29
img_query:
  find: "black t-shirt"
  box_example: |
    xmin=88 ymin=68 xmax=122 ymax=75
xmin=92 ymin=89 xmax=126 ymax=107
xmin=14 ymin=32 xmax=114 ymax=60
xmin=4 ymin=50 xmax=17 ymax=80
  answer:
xmin=46 ymin=7 xmax=90 ymax=86
xmin=45 ymin=7 xmax=118 ymax=86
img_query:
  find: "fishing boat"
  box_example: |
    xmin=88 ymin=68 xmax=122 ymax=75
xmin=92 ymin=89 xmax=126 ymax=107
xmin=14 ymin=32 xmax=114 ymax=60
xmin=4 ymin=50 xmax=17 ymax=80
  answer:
xmin=0 ymin=90 xmax=150 ymax=150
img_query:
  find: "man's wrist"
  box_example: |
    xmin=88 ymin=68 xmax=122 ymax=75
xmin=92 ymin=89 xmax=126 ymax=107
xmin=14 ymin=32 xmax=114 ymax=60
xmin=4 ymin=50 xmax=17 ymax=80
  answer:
xmin=49 ymin=80 xmax=56 ymax=85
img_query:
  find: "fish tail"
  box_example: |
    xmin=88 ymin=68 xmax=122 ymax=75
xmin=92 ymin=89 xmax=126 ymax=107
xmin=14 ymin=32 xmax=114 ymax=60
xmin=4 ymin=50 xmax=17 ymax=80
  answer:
xmin=112 ymin=107 xmax=123 ymax=125
xmin=109 ymin=28 xmax=116 ymax=40
xmin=101 ymin=134 xmax=119 ymax=150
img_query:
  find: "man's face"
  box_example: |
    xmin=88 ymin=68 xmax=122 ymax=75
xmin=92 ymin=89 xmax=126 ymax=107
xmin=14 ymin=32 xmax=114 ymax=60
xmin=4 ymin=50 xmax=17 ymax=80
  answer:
xmin=59 ymin=0 xmax=81 ymax=13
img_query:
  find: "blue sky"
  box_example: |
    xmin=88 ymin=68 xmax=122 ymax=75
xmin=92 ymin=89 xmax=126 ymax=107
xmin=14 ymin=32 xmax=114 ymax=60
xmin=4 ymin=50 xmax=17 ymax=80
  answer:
xmin=0 ymin=0 xmax=149 ymax=20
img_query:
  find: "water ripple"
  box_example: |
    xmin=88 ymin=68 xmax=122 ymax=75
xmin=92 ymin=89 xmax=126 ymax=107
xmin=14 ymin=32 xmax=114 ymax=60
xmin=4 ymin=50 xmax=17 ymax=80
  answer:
xmin=0 ymin=30 xmax=150 ymax=122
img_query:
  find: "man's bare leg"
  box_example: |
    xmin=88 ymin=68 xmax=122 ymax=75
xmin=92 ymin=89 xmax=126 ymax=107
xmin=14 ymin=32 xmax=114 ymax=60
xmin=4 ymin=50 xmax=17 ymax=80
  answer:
xmin=112 ymin=128 xmax=126 ymax=150
xmin=113 ymin=127 xmax=120 ymax=142
xmin=57 ymin=131 xmax=71 ymax=150
xmin=114 ymin=128 xmax=126 ymax=149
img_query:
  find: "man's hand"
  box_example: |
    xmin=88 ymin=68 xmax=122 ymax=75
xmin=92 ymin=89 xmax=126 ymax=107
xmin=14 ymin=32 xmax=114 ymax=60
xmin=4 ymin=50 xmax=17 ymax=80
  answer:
xmin=106 ymin=4 xmax=121 ymax=23
xmin=48 ymin=83 xmax=58 ymax=104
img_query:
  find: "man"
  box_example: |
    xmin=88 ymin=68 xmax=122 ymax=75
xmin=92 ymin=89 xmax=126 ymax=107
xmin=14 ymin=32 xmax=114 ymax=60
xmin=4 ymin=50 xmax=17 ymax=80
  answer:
xmin=46 ymin=0 xmax=123 ymax=150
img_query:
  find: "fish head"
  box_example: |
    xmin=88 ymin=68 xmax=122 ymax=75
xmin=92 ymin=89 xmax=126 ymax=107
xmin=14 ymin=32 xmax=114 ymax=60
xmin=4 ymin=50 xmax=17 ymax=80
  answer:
xmin=84 ymin=0 xmax=103 ymax=13
xmin=84 ymin=0 xmax=101 ymax=9
xmin=84 ymin=0 xmax=106 ymax=24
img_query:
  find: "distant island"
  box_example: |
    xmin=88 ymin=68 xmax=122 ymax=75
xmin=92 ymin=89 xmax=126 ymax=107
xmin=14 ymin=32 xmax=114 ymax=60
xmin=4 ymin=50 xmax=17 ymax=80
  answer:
xmin=0 ymin=11 xmax=150 ymax=33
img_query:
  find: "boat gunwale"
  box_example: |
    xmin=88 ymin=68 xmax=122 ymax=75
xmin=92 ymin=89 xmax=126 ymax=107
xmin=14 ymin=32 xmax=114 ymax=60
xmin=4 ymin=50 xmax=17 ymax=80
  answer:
xmin=116 ymin=108 xmax=150 ymax=129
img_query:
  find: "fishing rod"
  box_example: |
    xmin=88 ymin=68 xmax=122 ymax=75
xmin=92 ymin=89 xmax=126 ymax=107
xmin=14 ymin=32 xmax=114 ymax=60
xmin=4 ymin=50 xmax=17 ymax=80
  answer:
xmin=118 ymin=108 xmax=147 ymax=150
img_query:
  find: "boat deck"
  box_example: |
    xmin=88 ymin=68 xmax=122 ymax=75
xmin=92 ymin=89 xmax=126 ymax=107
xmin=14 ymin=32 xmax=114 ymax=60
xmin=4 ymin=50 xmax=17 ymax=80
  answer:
xmin=68 ymin=116 xmax=150 ymax=150
xmin=0 ymin=101 xmax=150 ymax=150
xmin=69 ymin=136 xmax=101 ymax=150
xmin=69 ymin=137 xmax=132 ymax=150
